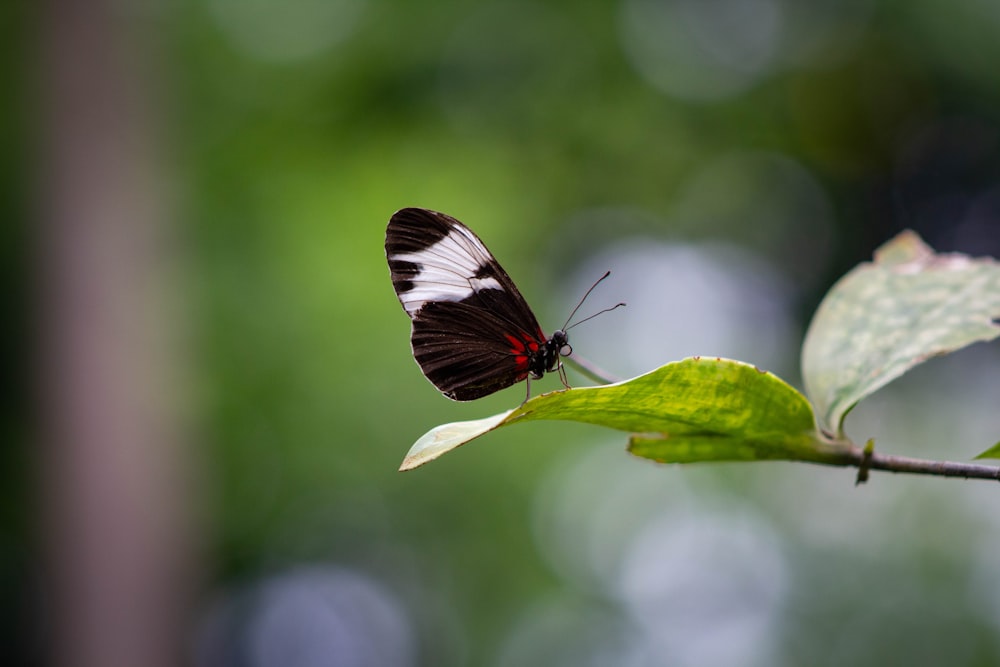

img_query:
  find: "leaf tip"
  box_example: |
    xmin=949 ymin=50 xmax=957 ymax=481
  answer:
xmin=874 ymin=229 xmax=933 ymax=266
xmin=396 ymin=410 xmax=515 ymax=471
xmin=973 ymin=441 xmax=1000 ymax=460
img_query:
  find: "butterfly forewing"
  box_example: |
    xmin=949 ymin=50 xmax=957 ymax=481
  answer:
xmin=386 ymin=208 xmax=552 ymax=400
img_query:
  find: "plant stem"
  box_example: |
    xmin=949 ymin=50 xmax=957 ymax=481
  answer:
xmin=564 ymin=355 xmax=622 ymax=385
xmin=864 ymin=452 xmax=1000 ymax=481
xmin=820 ymin=441 xmax=1000 ymax=483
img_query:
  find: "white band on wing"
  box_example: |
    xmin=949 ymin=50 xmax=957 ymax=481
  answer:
xmin=391 ymin=227 xmax=502 ymax=315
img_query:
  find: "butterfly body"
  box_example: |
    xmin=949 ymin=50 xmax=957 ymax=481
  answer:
xmin=386 ymin=207 xmax=569 ymax=401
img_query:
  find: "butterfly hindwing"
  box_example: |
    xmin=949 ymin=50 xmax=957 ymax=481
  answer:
xmin=386 ymin=208 xmax=553 ymax=400
xmin=410 ymin=301 xmax=541 ymax=400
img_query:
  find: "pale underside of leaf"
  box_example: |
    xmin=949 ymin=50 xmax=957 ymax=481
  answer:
xmin=802 ymin=230 xmax=1000 ymax=437
xmin=398 ymin=411 xmax=512 ymax=470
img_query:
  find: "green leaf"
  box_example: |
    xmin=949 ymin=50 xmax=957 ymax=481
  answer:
xmin=400 ymin=357 xmax=846 ymax=470
xmin=801 ymin=231 xmax=1000 ymax=437
xmin=975 ymin=442 xmax=1000 ymax=460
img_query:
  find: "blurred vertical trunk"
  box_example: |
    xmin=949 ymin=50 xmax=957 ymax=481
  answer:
xmin=36 ymin=2 xmax=195 ymax=666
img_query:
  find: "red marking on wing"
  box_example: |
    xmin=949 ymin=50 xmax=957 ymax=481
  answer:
xmin=508 ymin=332 xmax=543 ymax=371
xmin=505 ymin=333 xmax=526 ymax=353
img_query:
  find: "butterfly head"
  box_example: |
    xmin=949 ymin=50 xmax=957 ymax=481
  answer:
xmin=530 ymin=329 xmax=571 ymax=380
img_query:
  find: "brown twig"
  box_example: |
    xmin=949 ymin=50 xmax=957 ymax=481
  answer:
xmin=863 ymin=453 xmax=1000 ymax=481
xmin=823 ymin=439 xmax=1000 ymax=483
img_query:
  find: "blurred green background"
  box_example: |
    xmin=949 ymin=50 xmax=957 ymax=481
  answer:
xmin=8 ymin=0 xmax=1000 ymax=665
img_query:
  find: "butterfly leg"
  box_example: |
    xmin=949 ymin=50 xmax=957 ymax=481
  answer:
xmin=557 ymin=361 xmax=571 ymax=390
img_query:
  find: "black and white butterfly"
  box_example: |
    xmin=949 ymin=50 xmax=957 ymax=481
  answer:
xmin=386 ymin=207 xmax=596 ymax=401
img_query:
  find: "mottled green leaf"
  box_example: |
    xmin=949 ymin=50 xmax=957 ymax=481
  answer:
xmin=400 ymin=357 xmax=844 ymax=470
xmin=802 ymin=231 xmax=1000 ymax=437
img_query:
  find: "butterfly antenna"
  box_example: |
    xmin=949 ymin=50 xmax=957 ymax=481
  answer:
xmin=561 ymin=270 xmax=625 ymax=331
xmin=561 ymin=271 xmax=609 ymax=329
xmin=565 ymin=302 xmax=626 ymax=331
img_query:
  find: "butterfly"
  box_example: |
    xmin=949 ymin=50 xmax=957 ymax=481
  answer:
xmin=386 ymin=207 xmax=598 ymax=401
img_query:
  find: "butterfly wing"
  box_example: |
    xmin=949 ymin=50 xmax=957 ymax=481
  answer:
xmin=386 ymin=207 xmax=548 ymax=400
